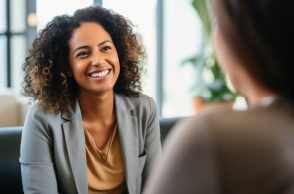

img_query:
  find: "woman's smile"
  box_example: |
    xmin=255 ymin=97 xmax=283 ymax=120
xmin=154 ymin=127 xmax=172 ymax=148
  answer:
xmin=88 ymin=68 xmax=112 ymax=80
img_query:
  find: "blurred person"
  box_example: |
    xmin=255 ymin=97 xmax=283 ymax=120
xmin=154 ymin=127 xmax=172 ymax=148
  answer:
xmin=143 ymin=0 xmax=294 ymax=193
xmin=20 ymin=5 xmax=161 ymax=194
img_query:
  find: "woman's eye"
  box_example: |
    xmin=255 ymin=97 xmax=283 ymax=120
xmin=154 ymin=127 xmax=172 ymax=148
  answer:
xmin=102 ymin=46 xmax=111 ymax=51
xmin=77 ymin=52 xmax=88 ymax=57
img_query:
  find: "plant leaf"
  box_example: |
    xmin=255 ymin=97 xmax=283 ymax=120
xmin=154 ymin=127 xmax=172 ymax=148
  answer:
xmin=192 ymin=0 xmax=213 ymax=36
xmin=180 ymin=55 xmax=202 ymax=67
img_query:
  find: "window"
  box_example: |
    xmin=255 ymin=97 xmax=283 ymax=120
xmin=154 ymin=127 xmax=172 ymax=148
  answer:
xmin=0 ymin=0 xmax=7 ymax=88
xmin=162 ymin=0 xmax=203 ymax=117
xmin=10 ymin=0 xmax=27 ymax=96
xmin=0 ymin=0 xmax=27 ymax=95
xmin=0 ymin=36 xmax=7 ymax=88
xmin=36 ymin=0 xmax=94 ymax=32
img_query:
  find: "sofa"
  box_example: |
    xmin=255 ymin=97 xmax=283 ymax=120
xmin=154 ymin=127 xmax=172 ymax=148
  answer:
xmin=0 ymin=117 xmax=179 ymax=193
xmin=0 ymin=89 xmax=32 ymax=128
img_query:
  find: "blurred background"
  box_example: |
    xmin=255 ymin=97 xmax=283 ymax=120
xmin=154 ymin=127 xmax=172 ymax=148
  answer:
xmin=0 ymin=0 xmax=246 ymax=127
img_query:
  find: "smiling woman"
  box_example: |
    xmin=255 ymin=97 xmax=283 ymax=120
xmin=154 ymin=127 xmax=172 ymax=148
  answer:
xmin=22 ymin=6 xmax=146 ymax=114
xmin=68 ymin=23 xmax=121 ymax=97
xmin=20 ymin=5 xmax=161 ymax=194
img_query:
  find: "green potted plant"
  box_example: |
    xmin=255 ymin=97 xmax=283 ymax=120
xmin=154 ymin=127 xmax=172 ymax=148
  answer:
xmin=182 ymin=0 xmax=238 ymax=113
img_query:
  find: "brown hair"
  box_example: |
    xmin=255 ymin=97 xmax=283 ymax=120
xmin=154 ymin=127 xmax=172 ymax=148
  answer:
xmin=22 ymin=5 xmax=147 ymax=114
xmin=214 ymin=0 xmax=294 ymax=97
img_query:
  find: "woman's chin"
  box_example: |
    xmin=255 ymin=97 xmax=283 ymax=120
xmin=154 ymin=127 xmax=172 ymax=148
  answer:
xmin=90 ymin=87 xmax=114 ymax=94
xmin=78 ymin=85 xmax=114 ymax=96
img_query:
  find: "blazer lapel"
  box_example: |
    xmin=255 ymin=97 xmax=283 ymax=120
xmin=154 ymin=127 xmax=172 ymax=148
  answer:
xmin=61 ymin=98 xmax=88 ymax=194
xmin=115 ymin=93 xmax=138 ymax=194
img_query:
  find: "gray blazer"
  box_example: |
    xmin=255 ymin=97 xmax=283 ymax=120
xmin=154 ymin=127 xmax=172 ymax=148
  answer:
xmin=20 ymin=93 xmax=161 ymax=194
xmin=144 ymin=98 xmax=294 ymax=194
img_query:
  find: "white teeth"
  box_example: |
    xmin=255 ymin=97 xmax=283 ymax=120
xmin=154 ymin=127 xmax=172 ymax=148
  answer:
xmin=90 ymin=69 xmax=109 ymax=78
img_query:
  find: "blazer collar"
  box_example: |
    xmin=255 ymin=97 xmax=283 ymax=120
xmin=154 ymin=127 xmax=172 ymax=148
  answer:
xmin=61 ymin=98 xmax=87 ymax=194
xmin=114 ymin=93 xmax=135 ymax=114
xmin=61 ymin=97 xmax=81 ymax=121
xmin=114 ymin=93 xmax=138 ymax=194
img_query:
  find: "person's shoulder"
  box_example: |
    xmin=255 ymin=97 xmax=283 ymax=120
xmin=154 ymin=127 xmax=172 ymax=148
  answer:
xmin=133 ymin=93 xmax=153 ymax=104
xmin=178 ymin=105 xmax=265 ymax=136
xmin=197 ymin=103 xmax=289 ymax=133
xmin=117 ymin=92 xmax=156 ymax=109
xmin=172 ymin=103 xmax=293 ymax=151
xmin=26 ymin=102 xmax=64 ymax=124
xmin=23 ymin=103 xmax=49 ymax=135
xmin=26 ymin=103 xmax=47 ymax=120
xmin=122 ymin=93 xmax=151 ymax=101
xmin=163 ymin=107 xmax=251 ymax=158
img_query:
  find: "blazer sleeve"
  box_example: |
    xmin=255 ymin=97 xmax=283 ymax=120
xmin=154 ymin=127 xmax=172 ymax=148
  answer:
xmin=20 ymin=105 xmax=59 ymax=194
xmin=142 ymin=116 xmax=219 ymax=194
xmin=141 ymin=97 xmax=162 ymax=189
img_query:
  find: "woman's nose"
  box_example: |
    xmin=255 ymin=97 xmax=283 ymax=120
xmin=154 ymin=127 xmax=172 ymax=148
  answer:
xmin=91 ymin=51 xmax=105 ymax=66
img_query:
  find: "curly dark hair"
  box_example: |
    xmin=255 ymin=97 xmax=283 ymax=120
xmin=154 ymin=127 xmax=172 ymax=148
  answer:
xmin=22 ymin=5 xmax=147 ymax=114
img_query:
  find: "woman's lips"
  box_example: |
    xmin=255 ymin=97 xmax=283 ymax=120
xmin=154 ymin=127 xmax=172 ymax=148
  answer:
xmin=88 ymin=69 xmax=111 ymax=80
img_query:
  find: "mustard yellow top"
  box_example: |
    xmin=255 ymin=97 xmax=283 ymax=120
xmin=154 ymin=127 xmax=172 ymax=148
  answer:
xmin=84 ymin=122 xmax=126 ymax=194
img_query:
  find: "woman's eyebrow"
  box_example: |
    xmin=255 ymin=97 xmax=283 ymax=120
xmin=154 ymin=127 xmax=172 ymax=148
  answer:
xmin=72 ymin=40 xmax=112 ymax=55
xmin=73 ymin=46 xmax=90 ymax=55
xmin=98 ymin=40 xmax=112 ymax=46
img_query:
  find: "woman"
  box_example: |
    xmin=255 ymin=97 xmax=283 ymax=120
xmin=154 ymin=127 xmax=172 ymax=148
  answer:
xmin=143 ymin=0 xmax=294 ymax=194
xmin=20 ymin=5 xmax=161 ymax=194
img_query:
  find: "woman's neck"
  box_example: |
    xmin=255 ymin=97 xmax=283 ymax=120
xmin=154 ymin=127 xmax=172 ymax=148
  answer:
xmin=78 ymin=88 xmax=115 ymax=124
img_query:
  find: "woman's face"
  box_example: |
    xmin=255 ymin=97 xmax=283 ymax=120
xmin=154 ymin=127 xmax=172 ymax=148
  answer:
xmin=68 ymin=22 xmax=120 ymax=95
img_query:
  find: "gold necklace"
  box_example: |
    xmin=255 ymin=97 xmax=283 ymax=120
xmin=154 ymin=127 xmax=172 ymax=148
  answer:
xmin=84 ymin=121 xmax=116 ymax=161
